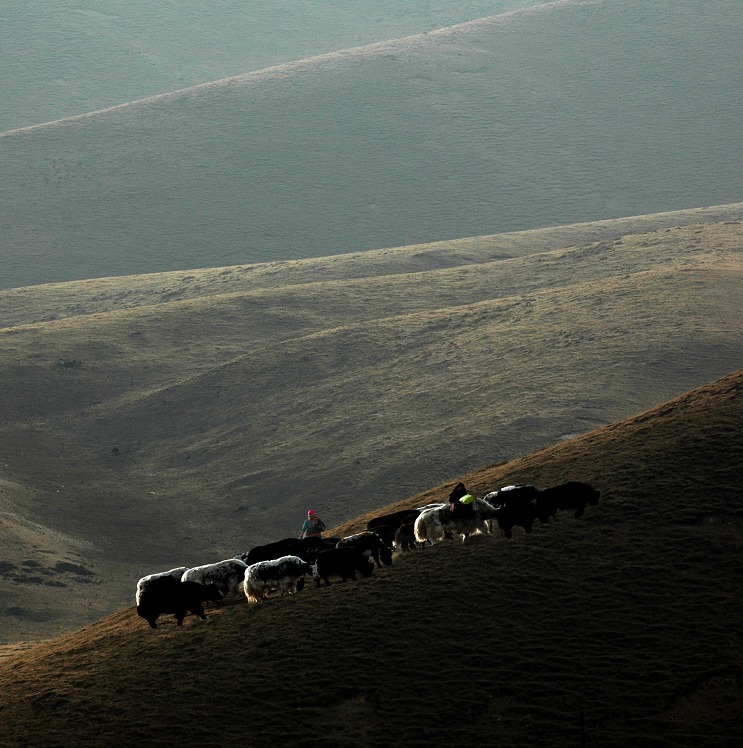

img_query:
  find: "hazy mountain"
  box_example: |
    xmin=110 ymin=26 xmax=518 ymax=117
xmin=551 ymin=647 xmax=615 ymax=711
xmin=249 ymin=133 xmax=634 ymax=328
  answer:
xmin=0 ymin=204 xmax=741 ymax=642
xmin=2 ymin=0 xmax=543 ymax=131
xmin=1 ymin=365 xmax=741 ymax=747
xmin=2 ymin=0 xmax=741 ymax=289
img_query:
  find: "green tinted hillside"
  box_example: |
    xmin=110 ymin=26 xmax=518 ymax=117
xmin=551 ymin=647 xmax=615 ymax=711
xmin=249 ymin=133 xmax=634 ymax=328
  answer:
xmin=3 ymin=0 xmax=742 ymax=288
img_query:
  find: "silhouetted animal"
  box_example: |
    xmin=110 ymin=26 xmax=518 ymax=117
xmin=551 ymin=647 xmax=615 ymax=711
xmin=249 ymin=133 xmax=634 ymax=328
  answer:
xmin=361 ymin=524 xmax=397 ymax=551
xmin=337 ymin=531 xmax=393 ymax=568
xmin=480 ymin=485 xmax=540 ymax=538
xmin=136 ymin=576 xmax=222 ymax=629
xmin=135 ymin=567 xmax=188 ymax=604
xmin=481 ymin=481 xmax=600 ymax=535
xmin=394 ymin=522 xmax=418 ymax=552
xmin=490 ymin=500 xmax=537 ymax=539
xmin=483 ymin=484 xmax=540 ymax=508
xmin=315 ymin=547 xmax=374 ymax=586
xmin=244 ymin=538 xmax=305 ymax=564
xmin=366 ymin=509 xmax=420 ymax=532
xmin=536 ymin=481 xmax=601 ymax=522
xmin=244 ymin=537 xmax=334 ymax=565
xmin=283 ymin=536 xmax=336 ymax=562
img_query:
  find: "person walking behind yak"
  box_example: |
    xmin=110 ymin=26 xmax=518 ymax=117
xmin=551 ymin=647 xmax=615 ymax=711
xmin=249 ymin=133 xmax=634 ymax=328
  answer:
xmin=300 ymin=509 xmax=326 ymax=539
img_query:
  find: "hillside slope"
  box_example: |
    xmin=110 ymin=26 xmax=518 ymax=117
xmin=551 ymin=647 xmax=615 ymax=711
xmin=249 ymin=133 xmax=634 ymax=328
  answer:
xmin=2 ymin=0 xmax=742 ymax=289
xmin=2 ymin=0 xmax=542 ymax=132
xmin=2 ymin=202 xmax=739 ymax=329
xmin=0 ymin=208 xmax=741 ymax=642
xmin=1 ymin=368 xmax=741 ymax=747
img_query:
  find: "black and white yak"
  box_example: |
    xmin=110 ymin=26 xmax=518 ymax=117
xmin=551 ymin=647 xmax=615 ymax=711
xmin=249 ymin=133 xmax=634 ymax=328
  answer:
xmin=243 ymin=556 xmax=315 ymax=604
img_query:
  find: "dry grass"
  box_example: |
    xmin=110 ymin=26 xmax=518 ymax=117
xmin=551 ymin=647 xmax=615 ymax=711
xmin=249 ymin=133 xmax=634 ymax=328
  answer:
xmin=0 ymin=369 xmax=741 ymax=747
xmin=0 ymin=209 xmax=742 ymax=642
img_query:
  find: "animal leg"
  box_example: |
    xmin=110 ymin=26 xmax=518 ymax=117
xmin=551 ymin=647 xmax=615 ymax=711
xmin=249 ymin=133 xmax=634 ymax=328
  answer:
xmin=189 ymin=604 xmax=207 ymax=620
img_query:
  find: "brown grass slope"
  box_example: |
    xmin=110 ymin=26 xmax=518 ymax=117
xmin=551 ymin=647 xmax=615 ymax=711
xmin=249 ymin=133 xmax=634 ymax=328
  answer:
xmin=0 ymin=210 xmax=742 ymax=642
xmin=1 ymin=369 xmax=741 ymax=747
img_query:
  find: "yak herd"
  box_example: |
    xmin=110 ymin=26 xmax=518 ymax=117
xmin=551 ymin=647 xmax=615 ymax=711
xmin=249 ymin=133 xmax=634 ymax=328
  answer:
xmin=135 ymin=480 xmax=600 ymax=628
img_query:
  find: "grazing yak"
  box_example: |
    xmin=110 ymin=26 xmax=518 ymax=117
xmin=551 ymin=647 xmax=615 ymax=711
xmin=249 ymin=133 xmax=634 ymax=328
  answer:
xmin=244 ymin=536 xmax=336 ymax=565
xmin=181 ymin=558 xmax=248 ymax=597
xmin=481 ymin=498 xmax=537 ymax=539
xmin=244 ymin=556 xmax=314 ymax=604
xmin=481 ymin=485 xmax=539 ymax=539
xmin=394 ymin=521 xmax=419 ymax=552
xmin=413 ymin=501 xmax=492 ymax=544
xmin=337 ymin=531 xmax=393 ymax=568
xmin=482 ymin=484 xmax=540 ymax=507
xmin=412 ymin=482 xmax=491 ymax=544
xmin=136 ymin=575 xmax=222 ymax=629
xmin=278 ymin=536 xmax=336 ymax=563
xmin=135 ymin=567 xmax=188 ymax=605
xmin=366 ymin=509 xmax=420 ymax=532
xmin=244 ymin=538 xmax=304 ymax=565
xmin=535 ymin=481 xmax=601 ymax=522
xmin=482 ymin=481 xmax=600 ymax=536
xmin=315 ymin=547 xmax=375 ymax=586
xmin=364 ymin=524 xmax=397 ymax=550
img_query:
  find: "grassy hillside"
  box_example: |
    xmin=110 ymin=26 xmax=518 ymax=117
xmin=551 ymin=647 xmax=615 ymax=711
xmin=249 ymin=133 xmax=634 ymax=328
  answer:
xmin=2 ymin=0 xmax=742 ymax=289
xmin=1 ymin=368 xmax=741 ymax=747
xmin=0 ymin=206 xmax=741 ymax=643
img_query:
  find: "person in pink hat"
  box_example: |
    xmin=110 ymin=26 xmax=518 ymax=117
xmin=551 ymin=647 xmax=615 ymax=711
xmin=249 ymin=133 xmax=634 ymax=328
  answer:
xmin=300 ymin=509 xmax=326 ymax=539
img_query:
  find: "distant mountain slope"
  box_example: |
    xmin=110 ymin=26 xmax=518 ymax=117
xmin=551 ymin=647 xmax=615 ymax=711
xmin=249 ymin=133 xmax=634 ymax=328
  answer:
xmin=1 ymin=202 xmax=740 ymax=328
xmin=1 ymin=367 xmax=741 ymax=748
xmin=2 ymin=0 xmax=742 ymax=289
xmin=0 ymin=208 xmax=741 ymax=642
xmin=1 ymin=0 xmax=542 ymax=132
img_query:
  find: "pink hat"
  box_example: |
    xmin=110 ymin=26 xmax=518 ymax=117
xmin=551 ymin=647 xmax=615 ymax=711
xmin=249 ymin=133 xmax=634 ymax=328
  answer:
xmin=308 ymin=509 xmax=317 ymax=517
